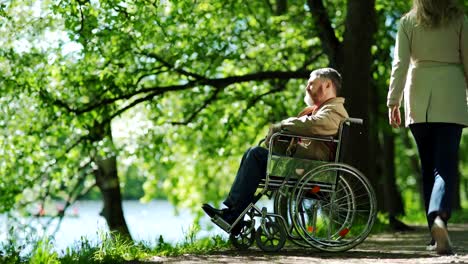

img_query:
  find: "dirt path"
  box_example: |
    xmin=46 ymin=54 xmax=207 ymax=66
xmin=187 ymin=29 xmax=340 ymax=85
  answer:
xmin=147 ymin=223 xmax=468 ymax=263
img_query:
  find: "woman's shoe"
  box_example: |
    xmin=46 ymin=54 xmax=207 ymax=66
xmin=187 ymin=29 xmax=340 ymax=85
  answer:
xmin=431 ymin=216 xmax=453 ymax=255
xmin=425 ymin=238 xmax=436 ymax=251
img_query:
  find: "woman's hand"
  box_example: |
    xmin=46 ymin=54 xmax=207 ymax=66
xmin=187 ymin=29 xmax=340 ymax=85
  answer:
xmin=388 ymin=105 xmax=401 ymax=128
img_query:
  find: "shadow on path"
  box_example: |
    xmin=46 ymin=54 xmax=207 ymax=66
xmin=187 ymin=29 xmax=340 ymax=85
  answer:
xmin=142 ymin=223 xmax=468 ymax=263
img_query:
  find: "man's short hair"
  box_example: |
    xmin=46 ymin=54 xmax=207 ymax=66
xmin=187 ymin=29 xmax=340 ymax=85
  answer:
xmin=310 ymin=68 xmax=342 ymax=94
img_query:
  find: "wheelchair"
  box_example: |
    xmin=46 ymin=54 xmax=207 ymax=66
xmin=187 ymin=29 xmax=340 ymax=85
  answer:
xmin=209 ymin=118 xmax=377 ymax=252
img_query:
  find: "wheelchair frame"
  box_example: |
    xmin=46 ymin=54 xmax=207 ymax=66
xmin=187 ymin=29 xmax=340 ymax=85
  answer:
xmin=210 ymin=118 xmax=377 ymax=252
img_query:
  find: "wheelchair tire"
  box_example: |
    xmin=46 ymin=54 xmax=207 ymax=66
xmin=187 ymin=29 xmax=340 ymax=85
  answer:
xmin=255 ymin=219 xmax=287 ymax=252
xmin=229 ymin=220 xmax=255 ymax=250
xmin=289 ymin=163 xmax=377 ymax=252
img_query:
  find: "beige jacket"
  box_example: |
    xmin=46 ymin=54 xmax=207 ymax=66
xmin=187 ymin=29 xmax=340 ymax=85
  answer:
xmin=271 ymin=97 xmax=349 ymax=161
xmin=387 ymin=14 xmax=468 ymax=127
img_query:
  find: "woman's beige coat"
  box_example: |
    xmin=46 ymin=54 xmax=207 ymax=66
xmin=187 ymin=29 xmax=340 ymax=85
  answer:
xmin=387 ymin=14 xmax=468 ymax=127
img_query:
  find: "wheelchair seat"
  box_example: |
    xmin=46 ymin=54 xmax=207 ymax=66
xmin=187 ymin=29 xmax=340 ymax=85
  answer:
xmin=259 ymin=118 xmax=353 ymax=190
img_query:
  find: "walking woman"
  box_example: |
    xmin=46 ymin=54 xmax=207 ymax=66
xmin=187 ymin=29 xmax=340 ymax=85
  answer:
xmin=387 ymin=0 xmax=468 ymax=255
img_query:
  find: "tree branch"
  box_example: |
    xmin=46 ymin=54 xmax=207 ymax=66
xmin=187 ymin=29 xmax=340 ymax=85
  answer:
xmin=48 ymin=163 xmax=95 ymax=237
xmin=134 ymin=66 xmax=166 ymax=87
xmin=48 ymin=69 xmax=310 ymax=116
xmin=77 ymin=1 xmax=85 ymax=37
xmin=301 ymin=51 xmax=325 ymax=70
xmin=103 ymin=90 xmax=164 ymax=124
xmin=306 ymin=0 xmax=343 ymax=69
xmin=139 ymin=52 xmax=206 ymax=81
xmin=223 ymin=81 xmax=288 ymax=138
xmin=169 ymin=87 xmax=222 ymax=125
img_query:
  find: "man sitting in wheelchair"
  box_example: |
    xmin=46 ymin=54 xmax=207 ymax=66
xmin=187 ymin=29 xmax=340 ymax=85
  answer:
xmin=202 ymin=67 xmax=349 ymax=234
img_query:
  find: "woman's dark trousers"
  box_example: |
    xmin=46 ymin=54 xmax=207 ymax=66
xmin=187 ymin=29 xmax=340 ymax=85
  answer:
xmin=409 ymin=122 xmax=463 ymax=229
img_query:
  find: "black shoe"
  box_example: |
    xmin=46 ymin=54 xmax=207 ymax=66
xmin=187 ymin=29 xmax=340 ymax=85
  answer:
xmin=389 ymin=216 xmax=414 ymax=231
xmin=202 ymin=204 xmax=239 ymax=223
xmin=202 ymin=204 xmax=228 ymax=218
xmin=202 ymin=204 xmax=246 ymax=236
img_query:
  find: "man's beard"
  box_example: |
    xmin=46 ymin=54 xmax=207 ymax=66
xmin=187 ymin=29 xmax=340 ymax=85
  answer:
xmin=304 ymin=93 xmax=314 ymax=106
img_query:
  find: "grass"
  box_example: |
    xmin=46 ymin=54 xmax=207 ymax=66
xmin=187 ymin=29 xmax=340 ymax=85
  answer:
xmin=2 ymin=209 xmax=468 ymax=263
xmin=0 ymin=220 xmax=405 ymax=263
xmin=0 ymin=228 xmax=230 ymax=264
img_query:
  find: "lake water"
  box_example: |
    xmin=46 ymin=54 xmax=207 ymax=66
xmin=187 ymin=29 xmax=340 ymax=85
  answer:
xmin=0 ymin=200 xmax=229 ymax=252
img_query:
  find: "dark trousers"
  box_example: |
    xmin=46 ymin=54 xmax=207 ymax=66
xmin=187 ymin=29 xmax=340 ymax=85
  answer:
xmin=409 ymin=122 xmax=463 ymax=229
xmin=223 ymin=146 xmax=268 ymax=213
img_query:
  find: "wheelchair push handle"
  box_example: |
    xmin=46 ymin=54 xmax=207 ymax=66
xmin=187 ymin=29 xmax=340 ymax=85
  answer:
xmin=258 ymin=138 xmax=266 ymax=146
xmin=345 ymin=118 xmax=363 ymax=125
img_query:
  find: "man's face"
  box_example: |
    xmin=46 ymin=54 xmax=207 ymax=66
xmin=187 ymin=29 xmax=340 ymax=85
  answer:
xmin=305 ymin=75 xmax=326 ymax=103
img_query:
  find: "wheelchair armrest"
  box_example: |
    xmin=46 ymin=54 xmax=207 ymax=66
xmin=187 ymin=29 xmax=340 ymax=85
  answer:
xmin=344 ymin=117 xmax=363 ymax=125
xmin=269 ymin=132 xmax=337 ymax=145
xmin=267 ymin=132 xmax=339 ymax=156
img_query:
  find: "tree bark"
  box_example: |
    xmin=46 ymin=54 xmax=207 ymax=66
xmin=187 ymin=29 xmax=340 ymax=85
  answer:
xmin=91 ymin=122 xmax=132 ymax=240
xmin=308 ymin=0 xmax=380 ymax=207
xmin=400 ymin=129 xmax=424 ymax=207
xmin=307 ymin=0 xmax=343 ymax=70
xmin=275 ymin=0 xmax=287 ymax=15
xmin=381 ymin=131 xmax=405 ymax=215
xmin=341 ymin=0 xmax=377 ymax=183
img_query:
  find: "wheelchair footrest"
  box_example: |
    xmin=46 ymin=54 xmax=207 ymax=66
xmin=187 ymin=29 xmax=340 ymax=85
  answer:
xmin=211 ymin=215 xmax=231 ymax=233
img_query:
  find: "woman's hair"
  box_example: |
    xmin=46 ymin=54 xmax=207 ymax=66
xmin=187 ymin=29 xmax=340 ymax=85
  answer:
xmin=410 ymin=0 xmax=463 ymax=28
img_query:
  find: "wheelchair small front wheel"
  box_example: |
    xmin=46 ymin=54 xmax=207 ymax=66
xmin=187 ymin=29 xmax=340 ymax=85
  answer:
xmin=255 ymin=219 xmax=286 ymax=252
xmin=229 ymin=220 xmax=255 ymax=250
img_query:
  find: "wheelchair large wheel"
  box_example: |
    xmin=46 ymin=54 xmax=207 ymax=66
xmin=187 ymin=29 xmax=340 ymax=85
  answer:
xmin=289 ymin=163 xmax=377 ymax=252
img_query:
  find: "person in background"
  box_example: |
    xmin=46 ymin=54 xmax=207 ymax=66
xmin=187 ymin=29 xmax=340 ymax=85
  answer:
xmin=387 ymin=0 xmax=467 ymax=255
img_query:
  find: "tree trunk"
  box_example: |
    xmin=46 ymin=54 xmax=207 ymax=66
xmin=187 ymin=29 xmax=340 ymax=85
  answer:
xmin=381 ymin=131 xmax=405 ymax=215
xmin=307 ymin=0 xmax=411 ymax=218
xmin=400 ymin=129 xmax=424 ymax=208
xmin=371 ymin=9 xmax=407 ymax=218
xmin=307 ymin=0 xmax=344 ymax=71
xmin=307 ymin=0 xmax=380 ymax=206
xmin=341 ymin=0 xmax=377 ymax=185
xmin=91 ymin=122 xmax=132 ymax=240
xmin=275 ymin=0 xmax=287 ymax=15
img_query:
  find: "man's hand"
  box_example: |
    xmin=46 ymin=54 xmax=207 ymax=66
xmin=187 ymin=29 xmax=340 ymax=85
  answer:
xmin=388 ymin=105 xmax=401 ymax=128
xmin=265 ymin=123 xmax=282 ymax=147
